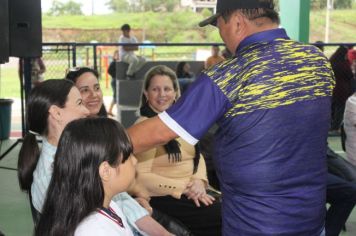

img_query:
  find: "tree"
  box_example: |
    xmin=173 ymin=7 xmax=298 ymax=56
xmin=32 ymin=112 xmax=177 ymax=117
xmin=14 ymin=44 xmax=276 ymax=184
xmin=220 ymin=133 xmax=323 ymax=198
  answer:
xmin=106 ymin=0 xmax=130 ymax=12
xmin=48 ymin=0 xmax=83 ymax=16
xmin=334 ymin=0 xmax=352 ymax=9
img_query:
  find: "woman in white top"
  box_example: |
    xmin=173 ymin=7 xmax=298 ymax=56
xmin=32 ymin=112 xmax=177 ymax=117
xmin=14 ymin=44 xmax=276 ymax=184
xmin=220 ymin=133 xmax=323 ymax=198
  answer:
xmin=35 ymin=117 xmax=137 ymax=236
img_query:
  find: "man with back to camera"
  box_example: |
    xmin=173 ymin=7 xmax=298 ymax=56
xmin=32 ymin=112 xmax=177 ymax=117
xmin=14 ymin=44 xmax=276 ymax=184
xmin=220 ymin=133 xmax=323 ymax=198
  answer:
xmin=127 ymin=0 xmax=335 ymax=235
xmin=119 ymin=24 xmax=145 ymax=79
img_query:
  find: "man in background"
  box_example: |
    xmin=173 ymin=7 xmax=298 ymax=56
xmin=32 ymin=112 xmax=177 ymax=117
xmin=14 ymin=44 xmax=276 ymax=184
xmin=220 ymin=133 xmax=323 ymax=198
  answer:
xmin=204 ymin=45 xmax=225 ymax=69
xmin=119 ymin=24 xmax=145 ymax=79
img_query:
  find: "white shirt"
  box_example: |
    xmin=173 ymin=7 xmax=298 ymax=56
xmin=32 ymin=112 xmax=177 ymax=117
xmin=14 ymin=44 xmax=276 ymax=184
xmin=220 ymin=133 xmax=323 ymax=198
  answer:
xmin=119 ymin=35 xmax=138 ymax=60
xmin=75 ymin=201 xmax=134 ymax=236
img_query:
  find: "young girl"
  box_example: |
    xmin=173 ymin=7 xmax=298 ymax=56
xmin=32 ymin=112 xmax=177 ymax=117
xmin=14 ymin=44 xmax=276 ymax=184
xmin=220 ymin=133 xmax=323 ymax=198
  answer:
xmin=35 ymin=117 xmax=136 ymax=236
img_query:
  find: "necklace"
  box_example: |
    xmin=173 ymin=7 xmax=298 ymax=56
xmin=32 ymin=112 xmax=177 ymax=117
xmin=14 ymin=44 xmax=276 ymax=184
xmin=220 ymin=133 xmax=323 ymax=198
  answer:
xmin=97 ymin=206 xmax=125 ymax=228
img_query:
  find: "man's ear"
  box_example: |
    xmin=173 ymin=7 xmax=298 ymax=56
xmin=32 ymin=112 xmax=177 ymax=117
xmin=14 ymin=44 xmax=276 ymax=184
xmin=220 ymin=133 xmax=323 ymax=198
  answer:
xmin=48 ymin=105 xmax=61 ymax=121
xmin=234 ymin=12 xmax=245 ymax=34
xmin=99 ymin=161 xmax=111 ymax=182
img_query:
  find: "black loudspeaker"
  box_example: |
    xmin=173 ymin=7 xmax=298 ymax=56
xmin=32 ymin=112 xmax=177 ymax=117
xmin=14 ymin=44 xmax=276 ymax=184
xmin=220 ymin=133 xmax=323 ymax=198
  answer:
xmin=9 ymin=0 xmax=42 ymax=58
xmin=0 ymin=0 xmax=9 ymax=63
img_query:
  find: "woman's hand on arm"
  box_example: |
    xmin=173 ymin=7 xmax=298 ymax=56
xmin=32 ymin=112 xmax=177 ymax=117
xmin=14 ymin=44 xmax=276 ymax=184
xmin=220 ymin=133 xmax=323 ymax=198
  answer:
xmin=183 ymin=179 xmax=215 ymax=207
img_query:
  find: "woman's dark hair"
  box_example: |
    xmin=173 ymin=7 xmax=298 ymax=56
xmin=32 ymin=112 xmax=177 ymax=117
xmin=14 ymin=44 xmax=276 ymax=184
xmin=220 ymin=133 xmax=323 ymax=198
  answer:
xmin=17 ymin=79 xmax=75 ymax=192
xmin=65 ymin=67 xmax=107 ymax=117
xmin=65 ymin=67 xmax=99 ymax=83
xmin=330 ymin=46 xmax=349 ymax=63
xmin=176 ymin=61 xmax=187 ymax=78
xmin=35 ymin=117 xmax=132 ymax=236
xmin=140 ymin=65 xmax=180 ymax=107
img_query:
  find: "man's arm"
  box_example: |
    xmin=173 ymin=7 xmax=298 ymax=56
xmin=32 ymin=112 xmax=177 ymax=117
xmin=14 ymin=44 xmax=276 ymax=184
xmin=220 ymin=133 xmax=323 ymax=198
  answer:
xmin=127 ymin=116 xmax=178 ymax=154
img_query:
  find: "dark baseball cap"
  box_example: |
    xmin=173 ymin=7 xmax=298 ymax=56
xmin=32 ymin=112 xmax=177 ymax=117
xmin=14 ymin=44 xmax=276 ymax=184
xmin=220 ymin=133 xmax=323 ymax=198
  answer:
xmin=199 ymin=0 xmax=274 ymax=27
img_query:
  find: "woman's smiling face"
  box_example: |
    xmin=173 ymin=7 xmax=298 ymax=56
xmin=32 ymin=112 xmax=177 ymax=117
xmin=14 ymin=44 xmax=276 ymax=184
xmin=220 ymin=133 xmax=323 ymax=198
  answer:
xmin=74 ymin=72 xmax=103 ymax=116
xmin=144 ymin=74 xmax=177 ymax=113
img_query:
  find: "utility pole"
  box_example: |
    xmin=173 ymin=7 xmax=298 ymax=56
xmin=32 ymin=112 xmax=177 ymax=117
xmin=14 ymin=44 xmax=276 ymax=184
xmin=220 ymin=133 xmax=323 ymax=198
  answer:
xmin=324 ymin=0 xmax=333 ymax=43
xmin=91 ymin=0 xmax=94 ymax=15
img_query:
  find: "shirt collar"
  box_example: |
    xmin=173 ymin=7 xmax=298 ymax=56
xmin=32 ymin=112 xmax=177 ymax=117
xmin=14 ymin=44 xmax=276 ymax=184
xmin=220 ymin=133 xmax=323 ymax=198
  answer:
xmin=236 ymin=28 xmax=290 ymax=54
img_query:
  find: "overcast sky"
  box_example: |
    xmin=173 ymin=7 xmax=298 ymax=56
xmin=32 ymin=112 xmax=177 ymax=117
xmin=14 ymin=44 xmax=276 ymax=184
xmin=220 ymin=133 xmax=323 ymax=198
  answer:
xmin=41 ymin=0 xmax=112 ymax=15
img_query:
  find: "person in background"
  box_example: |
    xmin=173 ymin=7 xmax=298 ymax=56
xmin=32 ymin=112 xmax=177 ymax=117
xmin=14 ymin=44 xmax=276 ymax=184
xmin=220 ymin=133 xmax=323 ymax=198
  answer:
xmin=205 ymin=45 xmax=225 ymax=69
xmin=176 ymin=61 xmax=194 ymax=79
xmin=329 ymin=46 xmax=354 ymax=134
xmin=343 ymin=92 xmax=356 ymax=167
xmin=176 ymin=61 xmax=195 ymax=94
xmin=221 ymin=47 xmax=233 ymax=59
xmin=18 ymin=57 xmax=46 ymax=89
xmin=119 ymin=24 xmax=146 ymax=79
xmin=347 ymin=48 xmax=356 ymax=90
xmin=17 ymin=79 xmax=173 ymax=236
xmin=31 ymin=57 xmax=46 ymax=88
xmin=108 ymin=50 xmax=119 ymax=116
xmin=35 ymin=117 xmax=137 ymax=236
xmin=127 ymin=0 xmax=335 ymax=235
xmin=129 ymin=65 xmax=221 ymax=236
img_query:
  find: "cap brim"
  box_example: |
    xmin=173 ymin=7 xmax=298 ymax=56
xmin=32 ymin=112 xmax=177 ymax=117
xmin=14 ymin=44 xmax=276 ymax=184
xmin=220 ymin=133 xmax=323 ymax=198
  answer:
xmin=198 ymin=13 xmax=220 ymax=27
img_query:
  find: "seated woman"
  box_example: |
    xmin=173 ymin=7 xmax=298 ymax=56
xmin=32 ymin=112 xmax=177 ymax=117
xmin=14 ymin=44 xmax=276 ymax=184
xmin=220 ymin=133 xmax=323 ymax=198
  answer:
xmin=17 ymin=79 xmax=171 ymax=236
xmin=35 ymin=117 xmax=136 ymax=235
xmin=175 ymin=62 xmax=195 ymax=94
xmin=129 ymin=65 xmax=222 ymax=236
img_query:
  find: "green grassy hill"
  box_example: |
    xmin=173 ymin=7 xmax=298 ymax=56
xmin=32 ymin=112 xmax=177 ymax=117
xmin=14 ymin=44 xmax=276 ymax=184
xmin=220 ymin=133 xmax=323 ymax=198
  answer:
xmin=42 ymin=9 xmax=356 ymax=43
xmin=310 ymin=9 xmax=356 ymax=42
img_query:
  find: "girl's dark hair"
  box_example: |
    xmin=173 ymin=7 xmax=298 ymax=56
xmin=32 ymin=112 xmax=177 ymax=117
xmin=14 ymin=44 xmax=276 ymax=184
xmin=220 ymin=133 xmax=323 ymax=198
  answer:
xmin=17 ymin=79 xmax=75 ymax=192
xmin=35 ymin=117 xmax=132 ymax=236
xmin=140 ymin=65 xmax=180 ymax=108
xmin=65 ymin=67 xmax=107 ymax=117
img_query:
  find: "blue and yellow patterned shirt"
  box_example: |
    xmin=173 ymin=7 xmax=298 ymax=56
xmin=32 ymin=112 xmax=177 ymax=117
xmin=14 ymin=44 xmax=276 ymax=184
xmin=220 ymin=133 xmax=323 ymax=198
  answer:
xmin=159 ymin=28 xmax=334 ymax=235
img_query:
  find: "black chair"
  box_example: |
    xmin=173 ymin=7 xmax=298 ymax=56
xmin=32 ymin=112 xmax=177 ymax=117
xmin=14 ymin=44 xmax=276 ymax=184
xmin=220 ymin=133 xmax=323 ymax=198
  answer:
xmin=340 ymin=122 xmax=346 ymax=151
xmin=152 ymin=209 xmax=194 ymax=236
